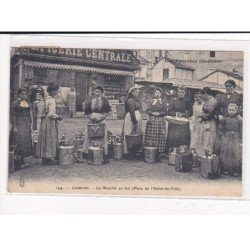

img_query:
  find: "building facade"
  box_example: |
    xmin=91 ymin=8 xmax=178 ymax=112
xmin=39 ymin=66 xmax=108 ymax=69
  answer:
xmin=10 ymin=48 xmax=140 ymax=113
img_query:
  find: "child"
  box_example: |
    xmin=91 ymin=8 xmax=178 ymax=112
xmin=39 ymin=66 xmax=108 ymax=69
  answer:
xmin=36 ymin=83 xmax=62 ymax=165
xmin=10 ymin=88 xmax=33 ymax=167
xmin=219 ymin=103 xmax=242 ymax=176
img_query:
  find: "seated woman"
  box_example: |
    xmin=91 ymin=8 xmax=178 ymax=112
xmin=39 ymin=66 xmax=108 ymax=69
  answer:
xmin=123 ymin=86 xmax=142 ymax=155
xmin=144 ymin=87 xmax=168 ymax=155
xmin=83 ymin=86 xmax=111 ymax=162
xmin=166 ymin=87 xmax=193 ymax=152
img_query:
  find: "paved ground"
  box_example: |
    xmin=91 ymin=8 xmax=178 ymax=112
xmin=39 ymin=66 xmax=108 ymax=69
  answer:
xmin=8 ymin=117 xmax=242 ymax=197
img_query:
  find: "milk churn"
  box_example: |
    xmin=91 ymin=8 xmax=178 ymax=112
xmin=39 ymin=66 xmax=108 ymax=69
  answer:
xmin=88 ymin=142 xmax=104 ymax=165
xmin=168 ymin=148 xmax=178 ymax=166
xmin=143 ymin=146 xmax=158 ymax=163
xmin=113 ymin=136 xmax=123 ymax=160
xmin=58 ymin=145 xmax=75 ymax=165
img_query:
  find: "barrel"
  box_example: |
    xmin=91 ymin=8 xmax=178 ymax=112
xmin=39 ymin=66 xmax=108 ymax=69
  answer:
xmin=143 ymin=147 xmax=158 ymax=163
xmin=88 ymin=147 xmax=104 ymax=165
xmin=58 ymin=146 xmax=74 ymax=165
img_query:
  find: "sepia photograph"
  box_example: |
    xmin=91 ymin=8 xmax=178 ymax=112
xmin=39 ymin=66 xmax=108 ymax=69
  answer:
xmin=8 ymin=46 xmax=243 ymax=197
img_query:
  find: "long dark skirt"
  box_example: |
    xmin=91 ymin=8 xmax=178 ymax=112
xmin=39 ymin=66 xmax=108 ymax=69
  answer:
xmin=144 ymin=117 xmax=167 ymax=153
xmin=10 ymin=116 xmax=33 ymax=158
xmin=36 ymin=116 xmax=58 ymax=159
xmin=166 ymin=122 xmax=190 ymax=152
xmin=219 ymin=131 xmax=242 ymax=173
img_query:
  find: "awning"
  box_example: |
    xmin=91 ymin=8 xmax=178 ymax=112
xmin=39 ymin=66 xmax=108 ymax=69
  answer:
xmin=164 ymin=78 xmax=243 ymax=92
xmin=135 ymin=78 xmax=243 ymax=94
xmin=24 ymin=61 xmax=135 ymax=77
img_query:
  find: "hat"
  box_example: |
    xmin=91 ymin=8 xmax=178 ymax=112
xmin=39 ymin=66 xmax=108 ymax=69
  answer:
xmin=128 ymin=86 xmax=140 ymax=94
xmin=153 ymin=87 xmax=163 ymax=94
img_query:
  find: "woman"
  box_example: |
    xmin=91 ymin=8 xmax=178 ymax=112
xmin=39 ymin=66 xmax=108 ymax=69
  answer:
xmin=123 ymin=86 xmax=142 ymax=154
xmin=219 ymin=103 xmax=242 ymax=176
xmin=144 ymin=88 xmax=168 ymax=154
xmin=10 ymin=88 xmax=33 ymax=166
xmin=166 ymin=87 xmax=192 ymax=152
xmin=189 ymin=92 xmax=204 ymax=150
xmin=36 ymin=83 xmax=62 ymax=165
xmin=83 ymin=86 xmax=111 ymax=162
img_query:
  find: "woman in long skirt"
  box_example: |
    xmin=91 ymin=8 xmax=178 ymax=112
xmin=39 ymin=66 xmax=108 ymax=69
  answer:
xmin=123 ymin=87 xmax=142 ymax=155
xmin=166 ymin=87 xmax=192 ymax=152
xmin=219 ymin=103 xmax=242 ymax=176
xmin=10 ymin=88 xmax=33 ymax=166
xmin=83 ymin=86 xmax=111 ymax=162
xmin=189 ymin=92 xmax=204 ymax=150
xmin=144 ymin=88 xmax=167 ymax=154
xmin=36 ymin=83 xmax=62 ymax=165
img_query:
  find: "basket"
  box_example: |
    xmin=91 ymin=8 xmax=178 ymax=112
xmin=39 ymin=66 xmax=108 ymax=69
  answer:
xmin=125 ymin=134 xmax=143 ymax=152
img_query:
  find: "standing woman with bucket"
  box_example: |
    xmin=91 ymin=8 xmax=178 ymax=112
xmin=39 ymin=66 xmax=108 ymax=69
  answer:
xmin=36 ymin=83 xmax=62 ymax=165
xmin=123 ymin=87 xmax=143 ymax=156
xmin=144 ymin=87 xmax=168 ymax=157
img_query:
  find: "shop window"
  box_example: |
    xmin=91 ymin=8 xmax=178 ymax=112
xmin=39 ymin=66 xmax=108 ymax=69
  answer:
xmin=163 ymin=69 xmax=169 ymax=80
xmin=33 ymin=68 xmax=48 ymax=84
xmin=210 ymin=51 xmax=216 ymax=58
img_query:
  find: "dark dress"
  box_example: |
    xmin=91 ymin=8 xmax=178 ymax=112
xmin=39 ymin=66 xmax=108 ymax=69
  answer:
xmin=219 ymin=116 xmax=242 ymax=174
xmin=144 ymin=99 xmax=167 ymax=153
xmin=123 ymin=96 xmax=142 ymax=154
xmin=10 ymin=99 xmax=33 ymax=159
xmin=166 ymin=97 xmax=192 ymax=152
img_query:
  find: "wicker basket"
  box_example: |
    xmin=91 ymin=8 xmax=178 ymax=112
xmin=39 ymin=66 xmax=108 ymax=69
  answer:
xmin=125 ymin=134 xmax=143 ymax=152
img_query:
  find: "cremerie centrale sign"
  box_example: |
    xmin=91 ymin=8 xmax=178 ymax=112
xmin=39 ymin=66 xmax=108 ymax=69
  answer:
xmin=18 ymin=48 xmax=136 ymax=65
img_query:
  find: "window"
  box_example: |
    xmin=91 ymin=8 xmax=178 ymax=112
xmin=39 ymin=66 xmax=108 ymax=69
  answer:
xmin=210 ymin=51 xmax=216 ymax=58
xmin=163 ymin=69 xmax=169 ymax=80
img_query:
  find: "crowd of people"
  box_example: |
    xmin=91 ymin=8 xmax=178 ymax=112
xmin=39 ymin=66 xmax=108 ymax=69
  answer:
xmin=9 ymin=79 xmax=243 ymax=177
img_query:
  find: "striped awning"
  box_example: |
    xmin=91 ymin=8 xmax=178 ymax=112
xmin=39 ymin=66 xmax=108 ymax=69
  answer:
xmin=24 ymin=61 xmax=135 ymax=77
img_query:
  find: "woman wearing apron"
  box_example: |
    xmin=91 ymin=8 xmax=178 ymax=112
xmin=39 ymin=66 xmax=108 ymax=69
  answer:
xmin=83 ymin=86 xmax=111 ymax=163
xmin=144 ymin=87 xmax=168 ymax=155
xmin=36 ymin=83 xmax=62 ymax=165
xmin=123 ymin=87 xmax=142 ymax=155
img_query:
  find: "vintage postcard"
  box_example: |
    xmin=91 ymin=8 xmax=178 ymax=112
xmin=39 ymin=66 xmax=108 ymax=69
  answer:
xmin=8 ymin=44 xmax=244 ymax=197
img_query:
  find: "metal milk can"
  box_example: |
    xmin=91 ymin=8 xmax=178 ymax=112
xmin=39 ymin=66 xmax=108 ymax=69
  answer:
xmin=168 ymin=147 xmax=178 ymax=166
xmin=143 ymin=146 xmax=158 ymax=163
xmin=88 ymin=143 xmax=104 ymax=165
xmin=113 ymin=137 xmax=123 ymax=160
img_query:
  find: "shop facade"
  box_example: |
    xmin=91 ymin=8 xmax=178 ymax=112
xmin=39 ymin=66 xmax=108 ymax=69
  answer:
xmin=10 ymin=48 xmax=140 ymax=114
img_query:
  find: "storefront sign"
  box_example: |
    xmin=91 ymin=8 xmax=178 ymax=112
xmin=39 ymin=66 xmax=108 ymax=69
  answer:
xmin=18 ymin=48 xmax=135 ymax=65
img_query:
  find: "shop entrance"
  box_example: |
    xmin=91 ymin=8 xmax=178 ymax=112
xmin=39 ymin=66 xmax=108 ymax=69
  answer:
xmin=75 ymin=72 xmax=89 ymax=111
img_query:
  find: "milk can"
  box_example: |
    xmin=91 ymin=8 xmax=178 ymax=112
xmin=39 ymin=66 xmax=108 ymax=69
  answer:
xmin=143 ymin=146 xmax=158 ymax=163
xmin=88 ymin=145 xmax=104 ymax=165
xmin=58 ymin=145 xmax=75 ymax=165
xmin=114 ymin=137 xmax=123 ymax=160
xmin=168 ymin=147 xmax=178 ymax=166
